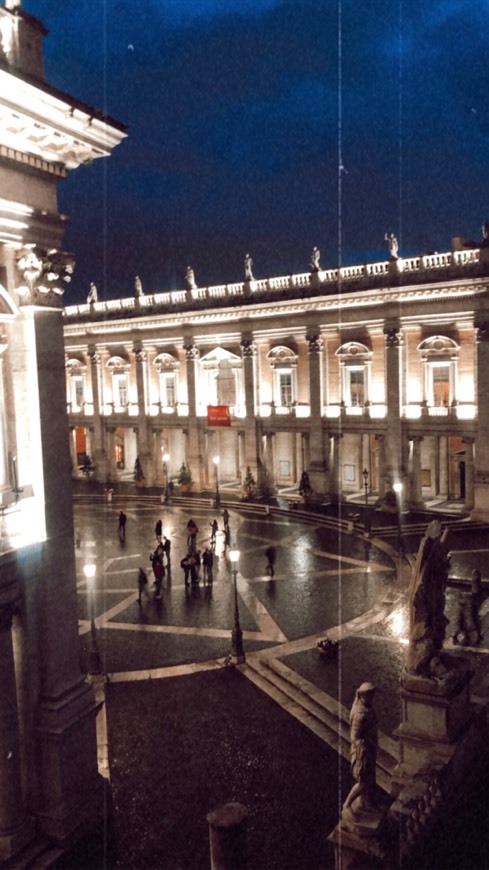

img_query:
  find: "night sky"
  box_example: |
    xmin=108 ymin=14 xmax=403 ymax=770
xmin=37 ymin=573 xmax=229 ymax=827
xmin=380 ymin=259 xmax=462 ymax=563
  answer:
xmin=21 ymin=0 xmax=489 ymax=304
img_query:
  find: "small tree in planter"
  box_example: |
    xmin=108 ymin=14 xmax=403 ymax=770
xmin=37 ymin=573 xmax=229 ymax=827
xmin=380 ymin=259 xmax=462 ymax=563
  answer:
xmin=133 ymin=456 xmax=145 ymax=488
xmin=299 ymin=470 xmax=312 ymax=502
xmin=241 ymin=466 xmax=256 ymax=500
xmin=177 ymin=463 xmax=193 ymax=491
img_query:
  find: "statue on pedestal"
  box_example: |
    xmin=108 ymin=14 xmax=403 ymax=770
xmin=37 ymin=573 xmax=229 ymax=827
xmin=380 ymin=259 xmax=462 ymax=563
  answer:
xmin=343 ymin=683 xmax=378 ymax=815
xmin=87 ymin=282 xmax=98 ymax=304
xmin=384 ymin=232 xmax=399 ymax=259
xmin=407 ymin=520 xmax=450 ymax=676
xmin=310 ymin=246 xmax=321 ymax=272
xmin=134 ymin=275 xmax=143 ymax=297
xmin=244 ymin=253 xmax=254 ymax=281
xmin=185 ymin=266 xmax=197 ymax=291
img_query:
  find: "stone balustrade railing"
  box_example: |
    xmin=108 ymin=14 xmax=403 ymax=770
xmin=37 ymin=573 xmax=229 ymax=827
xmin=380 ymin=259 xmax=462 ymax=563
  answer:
xmin=63 ymin=247 xmax=482 ymax=319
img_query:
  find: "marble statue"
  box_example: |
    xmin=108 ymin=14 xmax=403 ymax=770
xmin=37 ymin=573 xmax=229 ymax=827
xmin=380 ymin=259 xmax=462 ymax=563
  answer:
xmin=134 ymin=275 xmax=143 ymax=297
xmin=310 ymin=246 xmax=320 ymax=272
xmin=87 ymin=282 xmax=98 ymax=304
xmin=384 ymin=232 xmax=399 ymax=259
xmin=407 ymin=520 xmax=450 ymax=675
xmin=343 ymin=683 xmax=378 ymax=814
xmin=185 ymin=266 xmax=197 ymax=291
xmin=244 ymin=253 xmax=254 ymax=281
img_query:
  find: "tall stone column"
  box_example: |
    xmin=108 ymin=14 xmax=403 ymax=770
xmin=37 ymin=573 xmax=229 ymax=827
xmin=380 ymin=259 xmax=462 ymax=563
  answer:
xmin=133 ymin=345 xmax=153 ymax=483
xmin=439 ymin=435 xmax=448 ymax=497
xmin=409 ymin=436 xmax=424 ymax=509
xmin=29 ymin=307 xmax=105 ymax=844
xmin=88 ymin=348 xmax=107 ymax=480
xmin=384 ymin=326 xmax=404 ymax=485
xmin=69 ymin=426 xmax=78 ymax=475
xmin=240 ymin=337 xmax=261 ymax=485
xmin=329 ymin=434 xmax=342 ymax=502
xmin=376 ymin=434 xmax=386 ymax=499
xmin=306 ymin=333 xmax=328 ymax=494
xmin=263 ymin=431 xmax=276 ymax=491
xmin=472 ymin=325 xmax=489 ymax=519
xmin=0 ymin=603 xmax=33 ymax=860
xmin=183 ymin=341 xmax=204 ymax=489
xmin=463 ymin=437 xmax=475 ymax=512
xmin=106 ymin=428 xmax=118 ymax=480
xmin=153 ymin=430 xmax=165 ymax=484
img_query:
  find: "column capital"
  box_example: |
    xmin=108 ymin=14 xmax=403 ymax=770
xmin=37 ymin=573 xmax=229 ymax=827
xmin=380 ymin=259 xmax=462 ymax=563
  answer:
xmin=462 ymin=436 xmax=475 ymax=445
xmin=240 ymin=339 xmax=257 ymax=358
xmin=306 ymin=333 xmax=323 ymax=353
xmin=476 ymin=324 xmax=489 ymax=343
xmin=384 ymin=327 xmax=403 ymax=348
xmin=134 ymin=348 xmax=147 ymax=364
xmin=410 ymin=435 xmax=424 ymax=443
xmin=88 ymin=350 xmax=101 ymax=366
xmin=184 ymin=343 xmax=199 ymax=361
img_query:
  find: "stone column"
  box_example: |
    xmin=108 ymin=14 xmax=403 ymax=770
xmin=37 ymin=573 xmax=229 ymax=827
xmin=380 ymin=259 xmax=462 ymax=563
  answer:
xmin=463 ymin=436 xmax=475 ymax=512
xmin=409 ymin=436 xmax=424 ymax=509
xmin=0 ymin=604 xmax=33 ymax=860
xmin=133 ymin=345 xmax=153 ymax=483
xmin=240 ymin=337 xmax=260 ymax=485
xmin=153 ymin=430 xmax=165 ymax=484
xmin=438 ymin=435 xmax=448 ymax=497
xmin=329 ymin=434 xmax=342 ymax=502
xmin=184 ymin=341 xmax=204 ymax=489
xmin=106 ymin=428 xmax=118 ymax=480
xmin=376 ymin=434 xmax=386 ymax=500
xmin=307 ymin=333 xmax=328 ymax=494
xmin=472 ymin=325 xmax=489 ymax=519
xmin=263 ymin=431 xmax=275 ymax=491
xmin=384 ymin=326 xmax=404 ymax=485
xmin=69 ymin=426 xmax=78 ymax=476
xmin=88 ymin=348 xmax=107 ymax=480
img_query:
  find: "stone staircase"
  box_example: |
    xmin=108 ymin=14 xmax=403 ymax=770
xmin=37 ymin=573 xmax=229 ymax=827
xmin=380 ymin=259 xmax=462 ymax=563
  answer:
xmin=242 ymin=653 xmax=398 ymax=794
xmin=3 ymin=835 xmax=63 ymax=870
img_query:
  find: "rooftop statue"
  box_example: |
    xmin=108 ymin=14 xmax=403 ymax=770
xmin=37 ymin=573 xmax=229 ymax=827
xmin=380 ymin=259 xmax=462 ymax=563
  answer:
xmin=134 ymin=275 xmax=143 ymax=297
xmin=384 ymin=232 xmax=399 ymax=259
xmin=185 ymin=266 xmax=197 ymax=291
xmin=310 ymin=246 xmax=320 ymax=272
xmin=461 ymin=220 xmax=489 ymax=249
xmin=87 ymin=282 xmax=98 ymax=304
xmin=244 ymin=253 xmax=254 ymax=281
xmin=407 ymin=520 xmax=450 ymax=676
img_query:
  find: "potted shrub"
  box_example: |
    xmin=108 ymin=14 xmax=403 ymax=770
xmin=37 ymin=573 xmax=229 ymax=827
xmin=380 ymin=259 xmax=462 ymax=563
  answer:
xmin=241 ymin=466 xmax=256 ymax=500
xmin=178 ymin=463 xmax=193 ymax=492
xmin=299 ymin=470 xmax=312 ymax=503
xmin=133 ymin=456 xmax=145 ymax=488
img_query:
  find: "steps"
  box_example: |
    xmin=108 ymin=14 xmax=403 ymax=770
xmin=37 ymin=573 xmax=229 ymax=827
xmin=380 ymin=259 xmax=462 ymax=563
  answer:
xmin=242 ymin=653 xmax=398 ymax=794
xmin=3 ymin=835 xmax=63 ymax=870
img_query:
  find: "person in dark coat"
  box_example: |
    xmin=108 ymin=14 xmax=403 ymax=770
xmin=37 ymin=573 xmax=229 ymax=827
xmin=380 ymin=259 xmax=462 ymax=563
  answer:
xmin=137 ymin=567 xmax=148 ymax=604
xmin=265 ymin=546 xmax=276 ymax=577
xmin=118 ymin=510 xmax=127 ymax=540
xmin=163 ymin=535 xmax=171 ymax=565
xmin=203 ymin=547 xmax=214 ymax=583
xmin=155 ymin=518 xmax=162 ymax=541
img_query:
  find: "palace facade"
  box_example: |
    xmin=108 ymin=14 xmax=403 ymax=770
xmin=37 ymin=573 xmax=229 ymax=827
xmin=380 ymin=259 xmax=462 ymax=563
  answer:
xmin=64 ymin=240 xmax=489 ymax=519
xmin=0 ymin=2 xmax=125 ymax=859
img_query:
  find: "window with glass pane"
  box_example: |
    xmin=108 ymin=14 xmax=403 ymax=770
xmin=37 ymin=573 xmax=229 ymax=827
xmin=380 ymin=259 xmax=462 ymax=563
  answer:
xmin=73 ymin=376 xmax=84 ymax=408
xmin=217 ymin=360 xmax=236 ymax=406
xmin=114 ymin=374 xmax=127 ymax=407
xmin=432 ymin=365 xmax=450 ymax=406
xmin=349 ymin=369 xmax=364 ymax=405
xmin=279 ymin=371 xmax=292 ymax=405
xmin=164 ymin=375 xmax=175 ymax=406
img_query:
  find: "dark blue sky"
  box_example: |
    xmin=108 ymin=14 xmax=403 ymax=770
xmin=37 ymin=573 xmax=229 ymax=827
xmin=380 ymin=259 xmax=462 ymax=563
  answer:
xmin=22 ymin=0 xmax=489 ymax=304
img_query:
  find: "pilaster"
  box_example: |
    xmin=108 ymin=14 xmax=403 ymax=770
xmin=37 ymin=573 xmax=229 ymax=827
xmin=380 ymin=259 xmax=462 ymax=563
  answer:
xmin=384 ymin=326 xmax=404 ymax=485
xmin=306 ymin=333 xmax=328 ymax=494
xmin=472 ymin=325 xmax=489 ymax=519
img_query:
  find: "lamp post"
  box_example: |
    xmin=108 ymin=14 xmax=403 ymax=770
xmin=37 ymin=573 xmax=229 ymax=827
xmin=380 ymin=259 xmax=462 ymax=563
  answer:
xmin=229 ymin=547 xmax=245 ymax=664
xmin=213 ymin=455 xmax=221 ymax=510
xmin=393 ymin=482 xmax=403 ymax=558
xmin=362 ymin=467 xmax=370 ymax=535
xmin=163 ymin=452 xmax=170 ymax=503
xmin=83 ymin=563 xmax=102 ymax=676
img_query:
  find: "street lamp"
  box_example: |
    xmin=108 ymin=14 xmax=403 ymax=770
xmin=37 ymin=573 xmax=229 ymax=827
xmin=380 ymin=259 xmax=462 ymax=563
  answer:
xmin=83 ymin=563 xmax=102 ymax=676
xmin=393 ymin=482 xmax=403 ymax=557
xmin=362 ymin=467 xmax=370 ymax=535
xmin=162 ymin=452 xmax=170 ymax=503
xmin=229 ymin=547 xmax=245 ymax=664
xmin=213 ymin=455 xmax=221 ymax=510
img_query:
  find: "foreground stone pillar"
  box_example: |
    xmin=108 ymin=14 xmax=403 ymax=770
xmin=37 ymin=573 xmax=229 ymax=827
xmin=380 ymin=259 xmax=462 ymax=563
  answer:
xmin=472 ymin=324 xmax=489 ymax=519
xmin=463 ymin=436 xmax=475 ymax=512
xmin=207 ymin=802 xmax=248 ymax=870
xmin=88 ymin=348 xmax=107 ymax=480
xmin=240 ymin=337 xmax=260 ymax=484
xmin=0 ymin=604 xmax=34 ymax=859
xmin=384 ymin=326 xmax=403 ymax=485
xmin=183 ymin=340 xmax=204 ymax=489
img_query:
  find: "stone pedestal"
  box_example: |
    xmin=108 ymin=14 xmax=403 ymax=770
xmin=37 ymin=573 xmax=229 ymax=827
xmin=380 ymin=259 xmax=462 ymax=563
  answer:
xmin=392 ymin=659 xmax=473 ymax=787
xmin=328 ymin=809 xmax=387 ymax=870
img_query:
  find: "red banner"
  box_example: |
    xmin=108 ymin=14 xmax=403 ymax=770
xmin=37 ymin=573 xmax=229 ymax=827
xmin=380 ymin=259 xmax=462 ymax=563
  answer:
xmin=207 ymin=405 xmax=231 ymax=427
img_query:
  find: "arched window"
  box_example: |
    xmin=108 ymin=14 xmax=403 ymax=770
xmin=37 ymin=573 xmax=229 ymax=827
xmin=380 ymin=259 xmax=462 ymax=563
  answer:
xmin=266 ymin=346 xmax=298 ymax=408
xmin=336 ymin=342 xmax=371 ymax=407
xmin=417 ymin=336 xmax=459 ymax=407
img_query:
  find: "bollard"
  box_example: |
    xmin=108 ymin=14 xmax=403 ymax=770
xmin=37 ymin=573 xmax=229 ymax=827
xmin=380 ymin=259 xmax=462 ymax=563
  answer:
xmin=207 ymin=802 xmax=248 ymax=870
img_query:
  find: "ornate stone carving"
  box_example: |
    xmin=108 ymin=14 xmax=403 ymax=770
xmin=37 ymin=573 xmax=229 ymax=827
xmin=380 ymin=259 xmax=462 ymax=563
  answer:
xmin=184 ymin=343 xmax=199 ymax=361
xmin=307 ymin=333 xmax=323 ymax=353
xmin=88 ymin=351 xmax=101 ymax=367
xmin=384 ymin=327 xmax=403 ymax=348
xmin=240 ymin=339 xmax=257 ymax=358
xmin=134 ymin=349 xmax=146 ymax=365
xmin=15 ymin=246 xmax=75 ymax=307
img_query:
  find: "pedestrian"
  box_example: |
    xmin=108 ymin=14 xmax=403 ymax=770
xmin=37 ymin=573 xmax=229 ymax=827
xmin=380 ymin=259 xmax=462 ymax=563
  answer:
xmin=137 ymin=567 xmax=149 ymax=604
xmin=210 ymin=519 xmax=218 ymax=547
xmin=187 ymin=518 xmax=198 ymax=553
xmin=195 ymin=549 xmax=201 ymax=580
xmin=222 ymin=508 xmax=229 ymax=532
xmin=151 ymin=553 xmax=165 ymax=599
xmin=223 ymin=525 xmax=231 ymax=554
xmin=155 ymin=518 xmax=162 ymax=541
xmin=203 ymin=547 xmax=214 ymax=583
xmin=180 ymin=554 xmax=191 ymax=586
xmin=265 ymin=545 xmax=276 ymax=577
xmin=118 ymin=510 xmax=127 ymax=541
xmin=163 ymin=535 xmax=171 ymax=565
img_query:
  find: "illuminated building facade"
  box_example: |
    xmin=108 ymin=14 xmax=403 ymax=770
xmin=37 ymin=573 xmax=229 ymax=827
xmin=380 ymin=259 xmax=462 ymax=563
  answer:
xmin=64 ymin=243 xmax=489 ymax=519
xmin=0 ymin=2 xmax=125 ymax=859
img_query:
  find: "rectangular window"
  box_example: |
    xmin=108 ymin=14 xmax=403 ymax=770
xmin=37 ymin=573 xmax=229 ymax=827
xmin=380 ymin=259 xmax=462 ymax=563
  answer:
xmin=114 ymin=374 xmax=127 ymax=407
xmin=279 ymin=372 xmax=292 ymax=405
xmin=349 ymin=369 xmax=364 ymax=406
xmin=73 ymin=376 xmax=84 ymax=408
xmin=432 ymin=365 xmax=450 ymax=406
